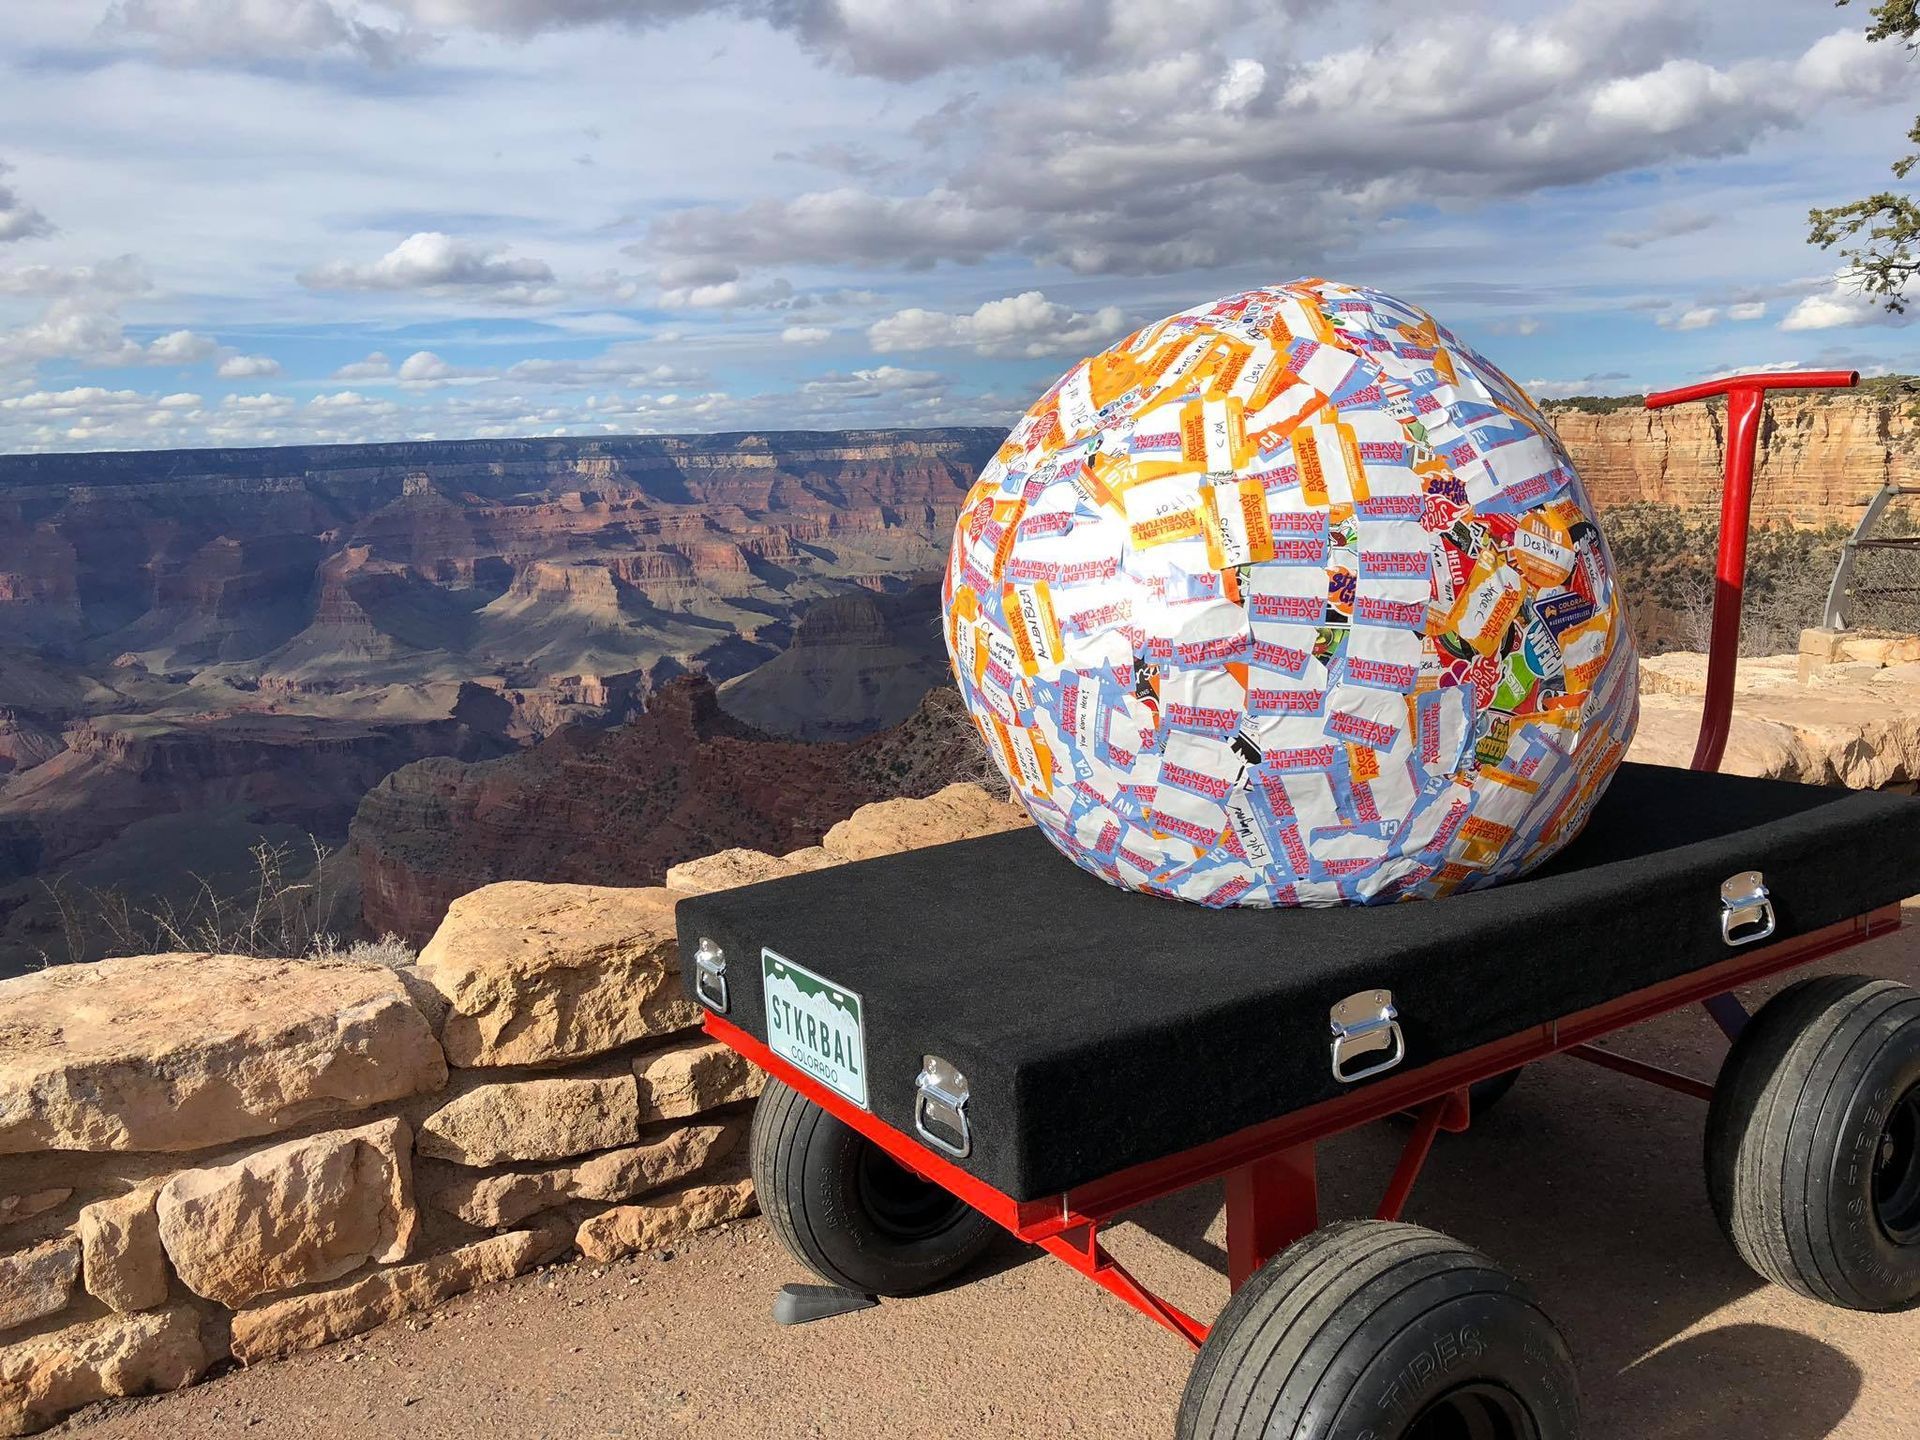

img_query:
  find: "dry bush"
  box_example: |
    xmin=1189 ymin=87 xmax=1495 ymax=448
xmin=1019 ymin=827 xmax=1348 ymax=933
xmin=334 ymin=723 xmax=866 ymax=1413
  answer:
xmin=37 ymin=835 xmax=371 ymax=967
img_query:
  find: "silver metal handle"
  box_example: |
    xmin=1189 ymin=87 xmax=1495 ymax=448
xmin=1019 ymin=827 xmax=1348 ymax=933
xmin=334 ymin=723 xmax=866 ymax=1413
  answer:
xmin=913 ymin=1056 xmax=972 ymax=1158
xmin=693 ymin=937 xmax=729 ymax=1012
xmin=1330 ymin=990 xmax=1405 ymax=1084
xmin=1720 ymin=871 xmax=1776 ymax=947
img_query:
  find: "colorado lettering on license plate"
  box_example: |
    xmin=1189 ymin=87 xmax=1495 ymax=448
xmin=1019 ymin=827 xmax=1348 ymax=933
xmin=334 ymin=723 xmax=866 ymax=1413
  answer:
xmin=762 ymin=949 xmax=868 ymax=1109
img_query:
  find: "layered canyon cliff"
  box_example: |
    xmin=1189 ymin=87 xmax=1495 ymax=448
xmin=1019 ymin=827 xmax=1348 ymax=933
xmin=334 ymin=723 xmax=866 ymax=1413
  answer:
xmin=3 ymin=391 xmax=1913 ymax=965
xmin=0 ymin=430 xmax=996 ymax=968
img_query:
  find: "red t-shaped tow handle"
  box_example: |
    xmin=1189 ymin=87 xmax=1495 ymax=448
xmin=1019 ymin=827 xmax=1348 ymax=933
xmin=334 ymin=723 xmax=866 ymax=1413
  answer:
xmin=1642 ymin=369 xmax=1858 ymax=772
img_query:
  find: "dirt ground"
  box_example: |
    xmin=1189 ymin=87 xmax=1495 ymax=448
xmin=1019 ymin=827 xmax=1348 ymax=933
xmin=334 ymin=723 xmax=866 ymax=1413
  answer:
xmin=53 ymin=909 xmax=1920 ymax=1440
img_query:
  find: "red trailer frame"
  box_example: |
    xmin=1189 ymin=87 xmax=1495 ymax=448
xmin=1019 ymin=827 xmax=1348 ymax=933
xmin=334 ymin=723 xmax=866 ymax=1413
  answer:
xmin=703 ymin=369 xmax=1875 ymax=1351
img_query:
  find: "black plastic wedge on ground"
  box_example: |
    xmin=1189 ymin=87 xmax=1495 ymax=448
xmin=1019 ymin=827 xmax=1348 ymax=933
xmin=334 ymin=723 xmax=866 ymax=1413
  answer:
xmin=772 ymin=1283 xmax=879 ymax=1326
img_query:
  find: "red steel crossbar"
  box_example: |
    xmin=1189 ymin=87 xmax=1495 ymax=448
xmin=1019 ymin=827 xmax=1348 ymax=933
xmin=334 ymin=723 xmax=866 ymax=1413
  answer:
xmin=1645 ymin=369 xmax=1858 ymax=774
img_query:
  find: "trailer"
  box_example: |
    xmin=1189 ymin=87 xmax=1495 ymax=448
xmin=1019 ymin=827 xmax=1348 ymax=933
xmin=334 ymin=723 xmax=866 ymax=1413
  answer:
xmin=676 ymin=370 xmax=1920 ymax=1439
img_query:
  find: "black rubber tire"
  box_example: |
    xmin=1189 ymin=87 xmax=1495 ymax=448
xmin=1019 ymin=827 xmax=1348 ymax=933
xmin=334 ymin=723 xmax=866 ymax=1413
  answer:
xmin=1177 ymin=1220 xmax=1580 ymax=1440
xmin=1705 ymin=973 xmax=1920 ymax=1311
xmin=747 ymin=1078 xmax=996 ymax=1297
xmin=1392 ymin=1068 xmax=1524 ymax=1128
xmin=1467 ymin=1067 xmax=1525 ymax=1118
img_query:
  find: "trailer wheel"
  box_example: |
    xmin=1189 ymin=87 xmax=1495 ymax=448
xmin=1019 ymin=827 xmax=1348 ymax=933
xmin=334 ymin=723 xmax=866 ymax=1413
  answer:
xmin=1706 ymin=974 xmax=1920 ymax=1311
xmin=748 ymin=1078 xmax=995 ymax=1297
xmin=1177 ymin=1220 xmax=1579 ymax=1440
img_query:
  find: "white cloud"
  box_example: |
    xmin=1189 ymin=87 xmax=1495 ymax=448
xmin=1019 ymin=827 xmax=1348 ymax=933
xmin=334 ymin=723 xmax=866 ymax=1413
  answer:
xmin=0 ymin=255 xmax=150 ymax=298
xmin=1727 ymin=301 xmax=1767 ymax=322
xmin=1660 ymin=306 xmax=1720 ymax=331
xmin=146 ymin=329 xmax=221 ymax=363
xmin=643 ymin=8 xmax=1874 ymax=280
xmin=299 ymin=231 xmax=560 ymax=304
xmin=394 ymin=348 xmax=488 ymax=385
xmin=649 ymin=187 xmax=1012 ymax=271
xmin=0 ymin=162 xmax=52 ymax=244
xmin=869 ymin=291 xmax=1129 ymax=357
xmin=1794 ymin=26 xmax=1914 ymax=100
xmin=1781 ymin=288 xmax=1890 ymax=332
xmin=1525 ymin=373 xmax=1637 ymax=401
xmin=0 ymin=300 xmax=224 ymax=370
xmin=1213 ymin=57 xmax=1266 ymax=113
xmin=800 ymin=365 xmax=944 ymax=398
xmin=657 ymin=275 xmax=793 ymax=309
xmin=96 ymin=0 xmax=1274 ymax=80
xmin=781 ymin=325 xmax=831 ymax=344
xmin=332 ymin=351 xmax=394 ymax=380
xmin=500 ymin=345 xmax=707 ymax=386
xmin=217 ymin=353 xmax=282 ymax=378
xmin=1607 ymin=210 xmax=1715 ymax=250
xmin=102 ymin=0 xmax=417 ymax=64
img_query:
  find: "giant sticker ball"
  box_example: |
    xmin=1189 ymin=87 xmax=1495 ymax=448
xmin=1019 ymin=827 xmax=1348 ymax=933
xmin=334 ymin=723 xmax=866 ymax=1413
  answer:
xmin=942 ymin=279 xmax=1640 ymax=907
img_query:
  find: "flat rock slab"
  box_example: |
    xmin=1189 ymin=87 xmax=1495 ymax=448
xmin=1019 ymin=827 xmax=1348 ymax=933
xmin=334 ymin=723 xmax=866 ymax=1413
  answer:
xmin=0 ymin=1306 xmax=204 ymax=1437
xmin=416 ymin=1074 xmax=639 ymax=1167
xmin=156 ymin=1117 xmax=418 ymax=1310
xmin=0 ymin=953 xmax=446 ymax=1156
xmin=633 ymin=1039 xmax=763 ymax=1123
xmin=229 ymin=1228 xmax=566 ymax=1365
xmin=417 ymin=883 xmax=701 ymax=1068
xmin=0 ymin=1238 xmax=80 ymax=1337
xmin=422 ymin=1122 xmax=740 ymax=1228
xmin=573 ymin=1177 xmax=756 ymax=1263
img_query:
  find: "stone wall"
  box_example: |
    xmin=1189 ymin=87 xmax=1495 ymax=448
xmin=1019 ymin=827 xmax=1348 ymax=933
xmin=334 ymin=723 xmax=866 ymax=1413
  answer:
xmin=0 ymin=782 xmax=1029 ymax=1435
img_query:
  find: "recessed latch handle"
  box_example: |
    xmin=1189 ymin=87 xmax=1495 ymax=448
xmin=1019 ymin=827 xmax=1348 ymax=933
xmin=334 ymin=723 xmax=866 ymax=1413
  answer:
xmin=1330 ymin=989 xmax=1404 ymax=1084
xmin=693 ymin=937 xmax=729 ymax=1012
xmin=913 ymin=1055 xmax=972 ymax=1158
xmin=1721 ymin=871 xmax=1775 ymax=947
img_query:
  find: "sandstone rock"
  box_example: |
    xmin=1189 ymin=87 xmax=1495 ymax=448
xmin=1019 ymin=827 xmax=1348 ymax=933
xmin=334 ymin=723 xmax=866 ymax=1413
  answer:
xmin=416 ymin=1074 xmax=639 ymax=1167
xmin=778 ymin=845 xmax=842 ymax=872
xmin=229 ymin=1228 xmax=566 ymax=1364
xmin=1630 ymin=650 xmax=1920 ymax=787
xmin=0 ymin=1193 xmax=68 ymax=1231
xmin=820 ymin=782 xmax=1030 ymax=863
xmin=664 ymin=848 xmax=800 ymax=895
xmin=574 ymin=1176 xmax=757 ymax=1263
xmin=634 ymin=1039 xmax=764 ymax=1123
xmin=0 ymin=1306 xmax=204 ymax=1437
xmin=0 ymin=1239 xmax=79 ymax=1337
xmin=423 ymin=1122 xmax=739 ymax=1228
xmin=77 ymin=1189 xmax=167 ymax=1314
xmin=0 ymin=953 xmax=446 ymax=1156
xmin=416 ymin=883 xmax=701 ymax=1068
xmin=155 ymin=1117 xmax=417 ymax=1309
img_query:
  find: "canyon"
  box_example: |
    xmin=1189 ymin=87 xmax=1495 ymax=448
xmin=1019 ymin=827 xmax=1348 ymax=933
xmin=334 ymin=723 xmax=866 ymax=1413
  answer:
xmin=0 ymin=430 xmax=993 ymax=970
xmin=0 ymin=389 xmax=1912 ymax=967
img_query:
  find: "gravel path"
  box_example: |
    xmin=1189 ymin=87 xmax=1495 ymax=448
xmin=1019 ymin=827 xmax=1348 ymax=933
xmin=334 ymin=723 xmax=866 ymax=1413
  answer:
xmin=53 ymin=914 xmax=1920 ymax=1439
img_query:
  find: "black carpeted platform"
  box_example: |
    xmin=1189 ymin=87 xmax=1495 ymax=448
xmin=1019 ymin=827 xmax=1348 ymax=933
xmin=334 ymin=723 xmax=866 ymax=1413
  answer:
xmin=677 ymin=764 xmax=1920 ymax=1201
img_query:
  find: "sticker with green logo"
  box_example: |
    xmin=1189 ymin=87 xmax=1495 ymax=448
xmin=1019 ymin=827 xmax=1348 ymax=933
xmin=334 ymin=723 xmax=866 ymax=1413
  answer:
xmin=762 ymin=949 xmax=868 ymax=1109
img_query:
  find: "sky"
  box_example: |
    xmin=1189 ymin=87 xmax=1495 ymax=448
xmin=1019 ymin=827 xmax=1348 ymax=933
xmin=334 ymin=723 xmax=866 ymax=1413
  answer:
xmin=0 ymin=0 xmax=1915 ymax=454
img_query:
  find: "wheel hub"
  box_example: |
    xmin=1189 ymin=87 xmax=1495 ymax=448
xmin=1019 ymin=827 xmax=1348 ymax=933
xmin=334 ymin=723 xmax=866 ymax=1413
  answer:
xmin=1406 ymin=1382 xmax=1539 ymax=1440
xmin=1873 ymin=1084 xmax=1920 ymax=1246
xmin=854 ymin=1144 xmax=972 ymax=1243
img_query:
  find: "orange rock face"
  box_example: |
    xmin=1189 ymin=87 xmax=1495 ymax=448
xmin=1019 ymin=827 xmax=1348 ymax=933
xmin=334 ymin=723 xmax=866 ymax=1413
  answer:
xmin=1546 ymin=391 xmax=1920 ymax=529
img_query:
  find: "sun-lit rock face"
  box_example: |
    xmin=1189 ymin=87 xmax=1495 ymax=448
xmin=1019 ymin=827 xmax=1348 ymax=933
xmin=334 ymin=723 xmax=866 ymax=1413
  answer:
xmin=944 ymin=279 xmax=1640 ymax=907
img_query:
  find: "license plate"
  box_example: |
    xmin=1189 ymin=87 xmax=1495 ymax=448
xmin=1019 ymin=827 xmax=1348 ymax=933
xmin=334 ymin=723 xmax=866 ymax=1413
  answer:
xmin=762 ymin=949 xmax=868 ymax=1109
